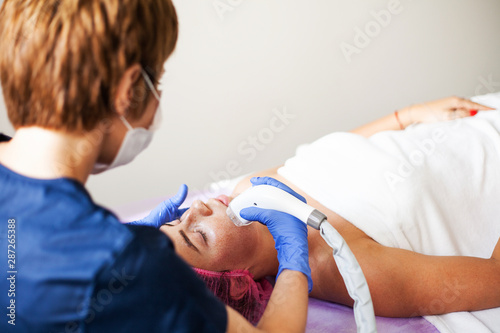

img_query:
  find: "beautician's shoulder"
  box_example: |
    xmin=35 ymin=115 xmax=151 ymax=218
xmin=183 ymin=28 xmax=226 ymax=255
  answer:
xmin=123 ymin=224 xmax=176 ymax=253
xmin=88 ymin=225 xmax=228 ymax=332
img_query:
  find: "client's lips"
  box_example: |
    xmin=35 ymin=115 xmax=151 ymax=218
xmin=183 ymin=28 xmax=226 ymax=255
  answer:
xmin=215 ymin=195 xmax=230 ymax=206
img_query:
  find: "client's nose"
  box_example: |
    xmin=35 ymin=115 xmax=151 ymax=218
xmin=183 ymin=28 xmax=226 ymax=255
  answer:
xmin=190 ymin=200 xmax=212 ymax=217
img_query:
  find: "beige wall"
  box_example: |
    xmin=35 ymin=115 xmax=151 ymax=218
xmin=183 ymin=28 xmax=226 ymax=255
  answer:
xmin=1 ymin=0 xmax=500 ymax=208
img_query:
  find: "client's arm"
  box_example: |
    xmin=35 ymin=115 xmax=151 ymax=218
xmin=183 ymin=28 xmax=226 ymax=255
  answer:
xmin=351 ymin=96 xmax=493 ymax=137
xmin=493 ymin=237 xmax=500 ymax=260
xmin=353 ymin=237 xmax=500 ymax=317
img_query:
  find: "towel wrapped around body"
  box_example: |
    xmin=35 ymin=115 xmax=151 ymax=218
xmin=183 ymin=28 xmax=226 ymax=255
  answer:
xmin=278 ymin=92 xmax=500 ymax=333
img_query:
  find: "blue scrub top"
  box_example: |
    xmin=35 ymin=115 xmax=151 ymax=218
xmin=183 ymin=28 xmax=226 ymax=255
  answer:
xmin=0 ymin=147 xmax=227 ymax=332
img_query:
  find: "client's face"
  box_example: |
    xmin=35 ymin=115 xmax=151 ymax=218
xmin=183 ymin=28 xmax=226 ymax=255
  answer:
xmin=160 ymin=195 xmax=265 ymax=273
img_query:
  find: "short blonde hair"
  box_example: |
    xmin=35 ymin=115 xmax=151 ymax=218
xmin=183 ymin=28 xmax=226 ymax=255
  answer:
xmin=0 ymin=0 xmax=178 ymax=132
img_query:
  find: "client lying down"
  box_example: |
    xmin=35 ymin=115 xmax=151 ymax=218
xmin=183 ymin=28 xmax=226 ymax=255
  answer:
xmin=160 ymin=96 xmax=500 ymax=326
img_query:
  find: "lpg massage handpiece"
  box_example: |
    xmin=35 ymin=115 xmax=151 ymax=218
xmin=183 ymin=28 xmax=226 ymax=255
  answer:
xmin=227 ymin=185 xmax=327 ymax=229
xmin=227 ymin=185 xmax=378 ymax=333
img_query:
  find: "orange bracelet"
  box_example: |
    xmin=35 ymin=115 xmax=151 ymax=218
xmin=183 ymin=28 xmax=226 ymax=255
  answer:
xmin=394 ymin=111 xmax=404 ymax=130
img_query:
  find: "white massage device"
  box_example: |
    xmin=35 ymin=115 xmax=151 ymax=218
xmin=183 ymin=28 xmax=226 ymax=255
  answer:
xmin=227 ymin=185 xmax=377 ymax=333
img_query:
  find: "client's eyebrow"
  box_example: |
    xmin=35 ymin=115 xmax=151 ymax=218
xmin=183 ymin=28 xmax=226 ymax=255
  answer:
xmin=179 ymin=230 xmax=200 ymax=253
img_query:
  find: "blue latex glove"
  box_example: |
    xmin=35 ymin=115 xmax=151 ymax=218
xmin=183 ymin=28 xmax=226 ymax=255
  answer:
xmin=128 ymin=184 xmax=189 ymax=228
xmin=241 ymin=177 xmax=313 ymax=292
xmin=250 ymin=176 xmax=307 ymax=203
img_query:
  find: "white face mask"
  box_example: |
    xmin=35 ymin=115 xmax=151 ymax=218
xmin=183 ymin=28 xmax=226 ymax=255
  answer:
xmin=92 ymin=70 xmax=163 ymax=174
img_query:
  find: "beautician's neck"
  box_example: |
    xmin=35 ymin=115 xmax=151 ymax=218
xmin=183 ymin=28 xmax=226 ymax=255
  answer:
xmin=0 ymin=127 xmax=100 ymax=184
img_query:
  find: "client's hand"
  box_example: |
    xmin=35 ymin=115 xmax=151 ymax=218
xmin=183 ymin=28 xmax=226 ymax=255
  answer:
xmin=128 ymin=184 xmax=189 ymax=229
xmin=399 ymin=96 xmax=494 ymax=126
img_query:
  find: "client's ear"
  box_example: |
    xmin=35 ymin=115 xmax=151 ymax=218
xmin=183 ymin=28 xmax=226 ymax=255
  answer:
xmin=113 ymin=63 xmax=142 ymax=117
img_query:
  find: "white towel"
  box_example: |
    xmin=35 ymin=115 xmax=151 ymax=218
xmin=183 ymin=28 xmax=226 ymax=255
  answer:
xmin=278 ymin=92 xmax=500 ymax=333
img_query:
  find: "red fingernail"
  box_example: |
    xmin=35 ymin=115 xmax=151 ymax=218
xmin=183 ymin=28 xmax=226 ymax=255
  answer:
xmin=470 ymin=109 xmax=478 ymax=116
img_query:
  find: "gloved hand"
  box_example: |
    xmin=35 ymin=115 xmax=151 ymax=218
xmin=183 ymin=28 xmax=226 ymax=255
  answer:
xmin=240 ymin=177 xmax=313 ymax=292
xmin=128 ymin=184 xmax=189 ymax=229
xmin=249 ymin=176 xmax=307 ymax=203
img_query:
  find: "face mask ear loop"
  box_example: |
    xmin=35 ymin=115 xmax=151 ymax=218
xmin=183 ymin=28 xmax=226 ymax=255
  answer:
xmin=119 ymin=115 xmax=134 ymax=131
xmin=141 ymin=70 xmax=162 ymax=102
xmin=141 ymin=69 xmax=163 ymax=131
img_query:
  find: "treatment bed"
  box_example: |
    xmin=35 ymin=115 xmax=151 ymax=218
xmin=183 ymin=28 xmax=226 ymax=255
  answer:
xmin=113 ymin=92 xmax=500 ymax=332
xmin=114 ymin=187 xmax=439 ymax=333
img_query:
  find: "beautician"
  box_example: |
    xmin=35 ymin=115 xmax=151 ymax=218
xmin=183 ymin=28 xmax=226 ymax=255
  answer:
xmin=0 ymin=1 xmax=311 ymax=332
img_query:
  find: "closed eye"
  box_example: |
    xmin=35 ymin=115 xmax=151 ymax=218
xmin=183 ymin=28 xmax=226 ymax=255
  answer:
xmin=197 ymin=230 xmax=207 ymax=244
xmin=179 ymin=230 xmax=200 ymax=253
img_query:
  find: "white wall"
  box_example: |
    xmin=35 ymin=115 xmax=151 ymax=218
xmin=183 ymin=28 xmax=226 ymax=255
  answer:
xmin=1 ymin=0 xmax=500 ymax=209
